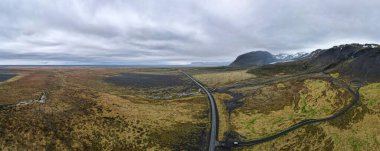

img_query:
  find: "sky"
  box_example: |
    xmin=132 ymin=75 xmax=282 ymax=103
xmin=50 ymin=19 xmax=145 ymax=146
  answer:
xmin=0 ymin=0 xmax=380 ymax=65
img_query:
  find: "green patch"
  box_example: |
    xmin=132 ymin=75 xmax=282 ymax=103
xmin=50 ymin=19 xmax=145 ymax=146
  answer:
xmin=287 ymin=113 xmax=295 ymax=121
xmin=330 ymin=73 xmax=340 ymax=78
xmin=360 ymin=83 xmax=380 ymax=111
xmin=320 ymin=106 xmax=332 ymax=113
xmin=245 ymin=118 xmax=257 ymax=133
xmin=299 ymin=94 xmax=317 ymax=117
xmin=296 ymin=79 xmax=345 ymax=119
xmin=349 ymin=137 xmax=368 ymax=151
xmin=276 ymin=83 xmax=286 ymax=89
xmin=306 ymin=79 xmax=327 ymax=90
xmin=300 ymin=95 xmax=308 ymax=113
xmin=272 ymin=117 xmax=285 ymax=125
xmin=373 ymin=134 xmax=380 ymax=146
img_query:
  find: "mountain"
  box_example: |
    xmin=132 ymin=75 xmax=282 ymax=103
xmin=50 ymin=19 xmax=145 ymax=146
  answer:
xmin=304 ymin=43 xmax=380 ymax=82
xmin=247 ymin=43 xmax=380 ymax=83
xmin=230 ymin=51 xmax=276 ymax=67
xmin=274 ymin=52 xmax=309 ymax=62
xmin=188 ymin=61 xmax=230 ymax=67
xmin=229 ymin=51 xmax=307 ymax=67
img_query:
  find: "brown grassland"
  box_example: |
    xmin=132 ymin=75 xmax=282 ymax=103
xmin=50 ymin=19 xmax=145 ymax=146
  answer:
xmin=186 ymin=67 xmax=380 ymax=151
xmin=1 ymin=66 xmax=379 ymax=151
xmin=193 ymin=70 xmax=256 ymax=87
xmin=0 ymin=67 xmax=209 ymax=150
xmin=213 ymin=93 xmax=233 ymax=141
xmin=230 ymin=79 xmax=350 ymax=140
xmin=237 ymin=82 xmax=380 ymax=151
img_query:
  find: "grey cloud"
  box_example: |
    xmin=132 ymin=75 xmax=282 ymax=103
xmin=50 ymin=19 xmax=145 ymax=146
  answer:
xmin=0 ymin=0 xmax=380 ymax=65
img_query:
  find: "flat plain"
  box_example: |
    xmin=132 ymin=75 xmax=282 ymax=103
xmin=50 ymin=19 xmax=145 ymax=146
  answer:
xmin=0 ymin=67 xmax=209 ymax=150
xmin=1 ymin=65 xmax=379 ymax=151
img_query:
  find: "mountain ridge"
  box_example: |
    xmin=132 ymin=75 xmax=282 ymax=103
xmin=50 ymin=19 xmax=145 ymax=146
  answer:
xmin=229 ymin=51 xmax=307 ymax=67
xmin=243 ymin=43 xmax=380 ymax=82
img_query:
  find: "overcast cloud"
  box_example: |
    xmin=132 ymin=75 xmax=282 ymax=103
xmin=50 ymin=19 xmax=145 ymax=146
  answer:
xmin=0 ymin=0 xmax=379 ymax=65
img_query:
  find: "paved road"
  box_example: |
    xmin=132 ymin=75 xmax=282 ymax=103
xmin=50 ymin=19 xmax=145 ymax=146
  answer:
xmin=182 ymin=71 xmax=218 ymax=151
xmin=182 ymin=70 xmax=359 ymax=149
xmin=233 ymin=77 xmax=360 ymax=147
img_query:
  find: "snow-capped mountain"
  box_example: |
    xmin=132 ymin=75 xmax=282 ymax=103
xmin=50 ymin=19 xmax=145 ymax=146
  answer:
xmin=273 ymin=52 xmax=309 ymax=62
xmin=230 ymin=51 xmax=309 ymax=67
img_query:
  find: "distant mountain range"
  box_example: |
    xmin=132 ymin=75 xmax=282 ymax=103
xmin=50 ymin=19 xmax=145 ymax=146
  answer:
xmin=188 ymin=61 xmax=230 ymax=67
xmin=231 ymin=43 xmax=380 ymax=82
xmin=273 ymin=52 xmax=309 ymax=62
xmin=229 ymin=51 xmax=308 ymax=67
xmin=304 ymin=43 xmax=380 ymax=82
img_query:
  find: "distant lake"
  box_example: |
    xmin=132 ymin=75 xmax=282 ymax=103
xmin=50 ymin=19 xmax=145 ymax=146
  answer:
xmin=0 ymin=74 xmax=16 ymax=82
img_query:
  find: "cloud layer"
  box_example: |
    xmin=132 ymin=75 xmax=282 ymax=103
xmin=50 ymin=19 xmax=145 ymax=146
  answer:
xmin=1 ymin=0 xmax=380 ymax=65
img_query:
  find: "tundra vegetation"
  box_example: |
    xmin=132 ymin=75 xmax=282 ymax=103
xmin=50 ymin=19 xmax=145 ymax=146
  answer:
xmin=186 ymin=67 xmax=380 ymax=151
xmin=1 ymin=65 xmax=379 ymax=151
xmin=193 ymin=70 xmax=255 ymax=87
xmin=0 ymin=67 xmax=209 ymax=150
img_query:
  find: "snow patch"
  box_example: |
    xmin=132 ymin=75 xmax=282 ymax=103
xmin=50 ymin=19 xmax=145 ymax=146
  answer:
xmin=273 ymin=52 xmax=309 ymax=62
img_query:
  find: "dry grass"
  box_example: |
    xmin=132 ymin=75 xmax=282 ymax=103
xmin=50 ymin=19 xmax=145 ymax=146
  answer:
xmin=233 ymin=81 xmax=301 ymax=114
xmin=237 ymin=109 xmax=380 ymax=151
xmin=98 ymin=93 xmax=207 ymax=127
xmin=298 ymin=79 xmax=347 ymax=118
xmin=0 ymin=71 xmax=55 ymax=105
xmin=231 ymin=79 xmax=349 ymax=140
xmin=236 ymin=124 xmax=335 ymax=151
xmin=330 ymin=72 xmax=340 ymax=78
xmin=213 ymin=93 xmax=233 ymax=140
xmin=231 ymin=106 xmax=297 ymax=139
xmin=0 ymin=67 xmax=209 ymax=150
xmin=321 ymin=114 xmax=380 ymax=151
xmin=233 ymin=80 xmax=380 ymax=150
xmin=193 ymin=70 xmax=255 ymax=87
xmin=360 ymin=83 xmax=380 ymax=112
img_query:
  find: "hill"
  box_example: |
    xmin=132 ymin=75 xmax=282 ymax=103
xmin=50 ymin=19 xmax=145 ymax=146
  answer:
xmin=230 ymin=51 xmax=307 ymax=67
xmin=307 ymin=43 xmax=380 ymax=82
xmin=248 ymin=43 xmax=380 ymax=82
xmin=230 ymin=51 xmax=276 ymax=67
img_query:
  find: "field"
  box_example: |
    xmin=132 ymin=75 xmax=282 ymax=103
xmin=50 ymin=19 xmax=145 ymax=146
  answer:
xmin=105 ymin=73 xmax=190 ymax=88
xmin=0 ymin=67 xmax=209 ymax=150
xmin=104 ymin=72 xmax=198 ymax=100
xmin=1 ymin=66 xmax=379 ymax=151
xmin=193 ymin=70 xmax=255 ymax=87
xmin=185 ymin=67 xmax=380 ymax=151
xmin=247 ymin=62 xmax=310 ymax=77
xmin=213 ymin=93 xmax=233 ymax=141
xmin=230 ymin=78 xmax=350 ymax=140
xmin=238 ymin=82 xmax=380 ymax=151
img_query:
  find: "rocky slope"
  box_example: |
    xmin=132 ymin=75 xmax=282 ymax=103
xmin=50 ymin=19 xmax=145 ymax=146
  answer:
xmin=230 ymin=51 xmax=275 ymax=67
xmin=230 ymin=51 xmax=307 ymax=67
xmin=246 ymin=43 xmax=380 ymax=82
xmin=305 ymin=43 xmax=380 ymax=82
xmin=274 ymin=52 xmax=309 ymax=62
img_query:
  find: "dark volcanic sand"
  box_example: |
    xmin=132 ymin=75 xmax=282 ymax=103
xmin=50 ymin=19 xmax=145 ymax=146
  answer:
xmin=105 ymin=73 xmax=191 ymax=88
xmin=0 ymin=74 xmax=16 ymax=82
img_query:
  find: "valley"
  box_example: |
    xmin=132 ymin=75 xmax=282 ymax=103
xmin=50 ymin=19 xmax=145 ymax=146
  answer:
xmin=2 ymin=0 xmax=380 ymax=150
xmin=0 ymin=44 xmax=379 ymax=151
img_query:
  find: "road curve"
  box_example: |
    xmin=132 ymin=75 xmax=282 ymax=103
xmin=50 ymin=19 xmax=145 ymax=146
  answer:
xmin=234 ymin=77 xmax=360 ymax=147
xmin=182 ymin=71 xmax=218 ymax=151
